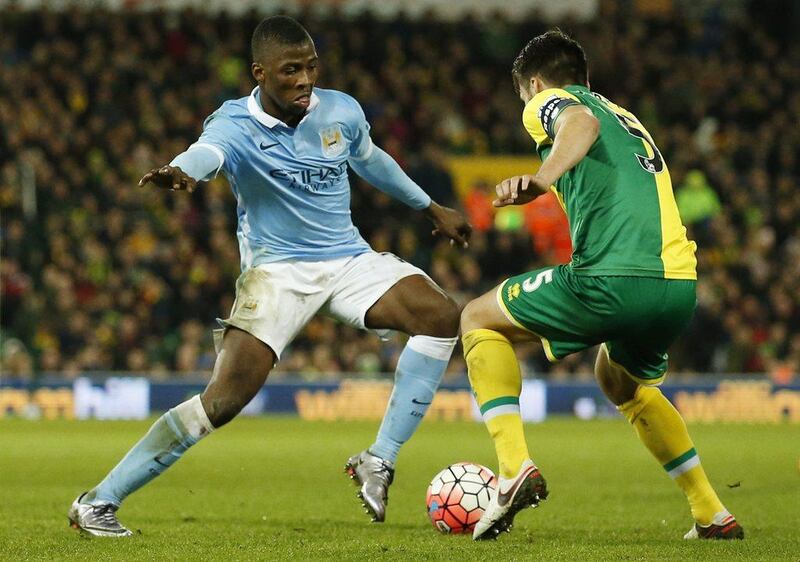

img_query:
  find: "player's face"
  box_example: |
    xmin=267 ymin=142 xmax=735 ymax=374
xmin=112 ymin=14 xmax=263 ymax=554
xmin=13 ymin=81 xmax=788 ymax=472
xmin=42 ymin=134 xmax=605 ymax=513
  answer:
xmin=253 ymin=41 xmax=319 ymax=119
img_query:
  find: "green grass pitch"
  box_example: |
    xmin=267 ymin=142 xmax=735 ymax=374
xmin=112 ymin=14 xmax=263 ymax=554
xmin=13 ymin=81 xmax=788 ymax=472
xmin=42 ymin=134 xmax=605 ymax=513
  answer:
xmin=1 ymin=416 xmax=798 ymax=561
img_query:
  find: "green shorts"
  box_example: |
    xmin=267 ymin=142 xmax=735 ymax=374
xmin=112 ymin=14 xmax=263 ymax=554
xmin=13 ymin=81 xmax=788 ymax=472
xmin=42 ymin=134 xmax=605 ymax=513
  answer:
xmin=498 ymin=265 xmax=696 ymax=385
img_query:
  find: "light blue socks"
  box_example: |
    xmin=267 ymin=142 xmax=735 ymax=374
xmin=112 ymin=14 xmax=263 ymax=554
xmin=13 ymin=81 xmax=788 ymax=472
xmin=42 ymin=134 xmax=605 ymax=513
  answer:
xmin=83 ymin=336 xmax=456 ymax=506
xmin=85 ymin=395 xmax=214 ymax=506
xmin=370 ymin=335 xmax=457 ymax=463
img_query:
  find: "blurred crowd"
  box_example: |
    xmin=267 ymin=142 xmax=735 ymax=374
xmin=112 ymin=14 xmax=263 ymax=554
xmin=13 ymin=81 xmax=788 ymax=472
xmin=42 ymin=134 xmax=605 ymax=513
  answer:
xmin=1 ymin=1 xmax=798 ymax=381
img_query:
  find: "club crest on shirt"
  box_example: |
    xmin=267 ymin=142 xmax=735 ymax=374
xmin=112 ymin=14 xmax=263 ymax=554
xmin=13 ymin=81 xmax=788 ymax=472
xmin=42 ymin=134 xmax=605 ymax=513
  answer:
xmin=319 ymin=125 xmax=346 ymax=157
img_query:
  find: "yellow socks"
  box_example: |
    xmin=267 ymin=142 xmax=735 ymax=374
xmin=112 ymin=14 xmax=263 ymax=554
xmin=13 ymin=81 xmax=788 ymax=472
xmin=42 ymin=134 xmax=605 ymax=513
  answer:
xmin=618 ymin=386 xmax=726 ymax=526
xmin=462 ymin=329 xmax=530 ymax=479
xmin=464 ymin=329 xmax=726 ymax=524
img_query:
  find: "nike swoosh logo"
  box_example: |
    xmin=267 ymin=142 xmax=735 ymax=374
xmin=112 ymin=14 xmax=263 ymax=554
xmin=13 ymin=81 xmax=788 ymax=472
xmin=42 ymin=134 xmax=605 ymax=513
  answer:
xmin=411 ymin=398 xmax=432 ymax=405
xmin=496 ymin=467 xmax=533 ymax=506
xmin=260 ymin=142 xmax=279 ymax=150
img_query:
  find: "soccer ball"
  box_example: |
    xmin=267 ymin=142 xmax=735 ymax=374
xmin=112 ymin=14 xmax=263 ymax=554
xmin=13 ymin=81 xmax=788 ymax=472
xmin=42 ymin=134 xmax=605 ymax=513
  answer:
xmin=426 ymin=462 xmax=497 ymax=534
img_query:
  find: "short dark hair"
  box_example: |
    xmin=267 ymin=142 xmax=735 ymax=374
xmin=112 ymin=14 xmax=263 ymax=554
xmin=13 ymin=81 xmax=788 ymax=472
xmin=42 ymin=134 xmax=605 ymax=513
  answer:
xmin=512 ymin=30 xmax=588 ymax=92
xmin=251 ymin=15 xmax=312 ymax=61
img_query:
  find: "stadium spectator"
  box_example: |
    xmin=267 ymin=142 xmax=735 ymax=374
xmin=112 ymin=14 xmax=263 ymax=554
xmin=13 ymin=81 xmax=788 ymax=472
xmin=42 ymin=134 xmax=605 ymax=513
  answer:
xmin=523 ymin=193 xmax=572 ymax=265
xmin=676 ymin=170 xmax=722 ymax=223
xmin=0 ymin=338 xmax=34 ymax=378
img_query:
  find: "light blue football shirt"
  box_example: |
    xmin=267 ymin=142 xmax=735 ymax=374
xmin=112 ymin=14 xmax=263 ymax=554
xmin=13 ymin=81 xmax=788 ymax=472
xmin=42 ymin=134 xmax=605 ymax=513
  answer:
xmin=192 ymin=87 xmax=386 ymax=269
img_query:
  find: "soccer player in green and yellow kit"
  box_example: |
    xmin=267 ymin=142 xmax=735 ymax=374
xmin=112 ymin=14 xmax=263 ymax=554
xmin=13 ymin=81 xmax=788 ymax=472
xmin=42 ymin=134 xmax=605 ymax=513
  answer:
xmin=461 ymin=30 xmax=744 ymax=541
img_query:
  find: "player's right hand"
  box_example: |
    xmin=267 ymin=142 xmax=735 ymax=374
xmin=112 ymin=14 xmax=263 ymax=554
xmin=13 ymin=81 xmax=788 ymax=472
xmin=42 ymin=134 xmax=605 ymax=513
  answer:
xmin=138 ymin=165 xmax=197 ymax=193
xmin=493 ymin=175 xmax=546 ymax=207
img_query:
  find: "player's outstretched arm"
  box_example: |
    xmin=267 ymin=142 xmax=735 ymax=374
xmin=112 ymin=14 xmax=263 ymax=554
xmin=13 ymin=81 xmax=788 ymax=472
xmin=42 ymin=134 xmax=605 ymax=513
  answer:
xmin=494 ymin=105 xmax=599 ymax=208
xmin=349 ymin=145 xmax=471 ymax=248
xmin=139 ymin=144 xmax=224 ymax=192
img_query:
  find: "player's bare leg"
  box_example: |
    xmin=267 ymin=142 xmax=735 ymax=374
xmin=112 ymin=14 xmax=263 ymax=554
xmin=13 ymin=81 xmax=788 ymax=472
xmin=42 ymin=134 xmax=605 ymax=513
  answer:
xmin=594 ymin=346 xmax=743 ymax=539
xmin=460 ymin=288 xmax=549 ymax=540
xmin=69 ymin=328 xmax=274 ymax=536
xmin=199 ymin=328 xmax=276 ymax=427
xmin=365 ymin=275 xmax=460 ymax=339
xmin=345 ymin=275 xmax=460 ymax=522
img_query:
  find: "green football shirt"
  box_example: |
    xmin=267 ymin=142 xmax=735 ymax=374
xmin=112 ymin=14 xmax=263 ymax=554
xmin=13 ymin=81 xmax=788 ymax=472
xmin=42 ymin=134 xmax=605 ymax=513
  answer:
xmin=522 ymin=85 xmax=697 ymax=279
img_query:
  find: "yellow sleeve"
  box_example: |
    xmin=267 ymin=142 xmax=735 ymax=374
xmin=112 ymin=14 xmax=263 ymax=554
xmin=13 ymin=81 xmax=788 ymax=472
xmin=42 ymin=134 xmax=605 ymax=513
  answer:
xmin=522 ymin=88 xmax=581 ymax=146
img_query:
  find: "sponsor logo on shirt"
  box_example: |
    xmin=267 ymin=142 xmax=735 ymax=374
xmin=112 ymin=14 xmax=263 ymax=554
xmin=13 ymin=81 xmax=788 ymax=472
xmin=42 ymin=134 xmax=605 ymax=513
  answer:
xmin=269 ymin=161 xmax=349 ymax=193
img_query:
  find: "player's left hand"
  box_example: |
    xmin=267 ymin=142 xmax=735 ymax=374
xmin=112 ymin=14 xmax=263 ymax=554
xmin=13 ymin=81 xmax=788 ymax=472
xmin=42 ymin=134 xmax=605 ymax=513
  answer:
xmin=493 ymin=175 xmax=548 ymax=207
xmin=426 ymin=202 xmax=472 ymax=248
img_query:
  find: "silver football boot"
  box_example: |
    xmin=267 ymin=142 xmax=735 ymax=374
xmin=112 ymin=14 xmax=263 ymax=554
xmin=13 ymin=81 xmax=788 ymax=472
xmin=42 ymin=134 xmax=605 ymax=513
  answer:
xmin=344 ymin=450 xmax=395 ymax=522
xmin=68 ymin=493 xmax=133 ymax=537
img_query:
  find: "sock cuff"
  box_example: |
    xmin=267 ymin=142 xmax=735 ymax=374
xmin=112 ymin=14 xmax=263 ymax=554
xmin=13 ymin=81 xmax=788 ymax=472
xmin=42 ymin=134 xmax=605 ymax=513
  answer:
xmin=663 ymin=447 xmax=700 ymax=478
xmin=462 ymin=329 xmax=511 ymax=357
xmin=480 ymin=395 xmax=521 ymax=421
xmin=171 ymin=395 xmax=215 ymax=439
xmin=617 ymin=385 xmax=661 ymax=423
xmin=407 ymin=335 xmax=458 ymax=361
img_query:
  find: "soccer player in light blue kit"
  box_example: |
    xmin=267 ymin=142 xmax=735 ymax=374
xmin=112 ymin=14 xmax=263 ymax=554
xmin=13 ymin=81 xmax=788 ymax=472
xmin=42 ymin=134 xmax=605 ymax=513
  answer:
xmin=68 ymin=16 xmax=472 ymax=536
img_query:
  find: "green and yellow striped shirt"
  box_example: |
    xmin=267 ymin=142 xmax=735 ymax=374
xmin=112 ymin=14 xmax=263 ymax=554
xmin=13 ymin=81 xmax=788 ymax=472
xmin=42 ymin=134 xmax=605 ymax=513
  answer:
xmin=523 ymin=85 xmax=697 ymax=280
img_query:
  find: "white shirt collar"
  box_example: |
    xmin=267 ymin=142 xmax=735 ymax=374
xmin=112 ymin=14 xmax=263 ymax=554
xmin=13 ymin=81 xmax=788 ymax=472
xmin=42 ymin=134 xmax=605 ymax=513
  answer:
xmin=247 ymin=86 xmax=320 ymax=128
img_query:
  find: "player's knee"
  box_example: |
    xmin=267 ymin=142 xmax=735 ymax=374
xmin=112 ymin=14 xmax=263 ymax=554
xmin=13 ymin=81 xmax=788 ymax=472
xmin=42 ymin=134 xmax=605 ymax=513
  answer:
xmin=201 ymin=394 xmax=246 ymax=428
xmin=600 ymin=378 xmax=637 ymax=406
xmin=201 ymin=370 xmax=269 ymax=427
xmin=460 ymin=299 xmax=484 ymax=334
xmin=436 ymin=295 xmax=461 ymax=336
xmin=595 ymin=359 xmax=638 ymax=405
xmin=410 ymin=293 xmax=460 ymax=337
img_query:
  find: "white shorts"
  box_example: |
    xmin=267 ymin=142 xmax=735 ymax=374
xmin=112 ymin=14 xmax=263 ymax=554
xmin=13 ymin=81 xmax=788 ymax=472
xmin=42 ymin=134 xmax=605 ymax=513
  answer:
xmin=213 ymin=251 xmax=430 ymax=359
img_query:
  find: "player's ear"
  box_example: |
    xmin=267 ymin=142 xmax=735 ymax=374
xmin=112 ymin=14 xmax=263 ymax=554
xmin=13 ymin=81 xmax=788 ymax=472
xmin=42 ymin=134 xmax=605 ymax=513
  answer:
xmin=251 ymin=62 xmax=265 ymax=83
